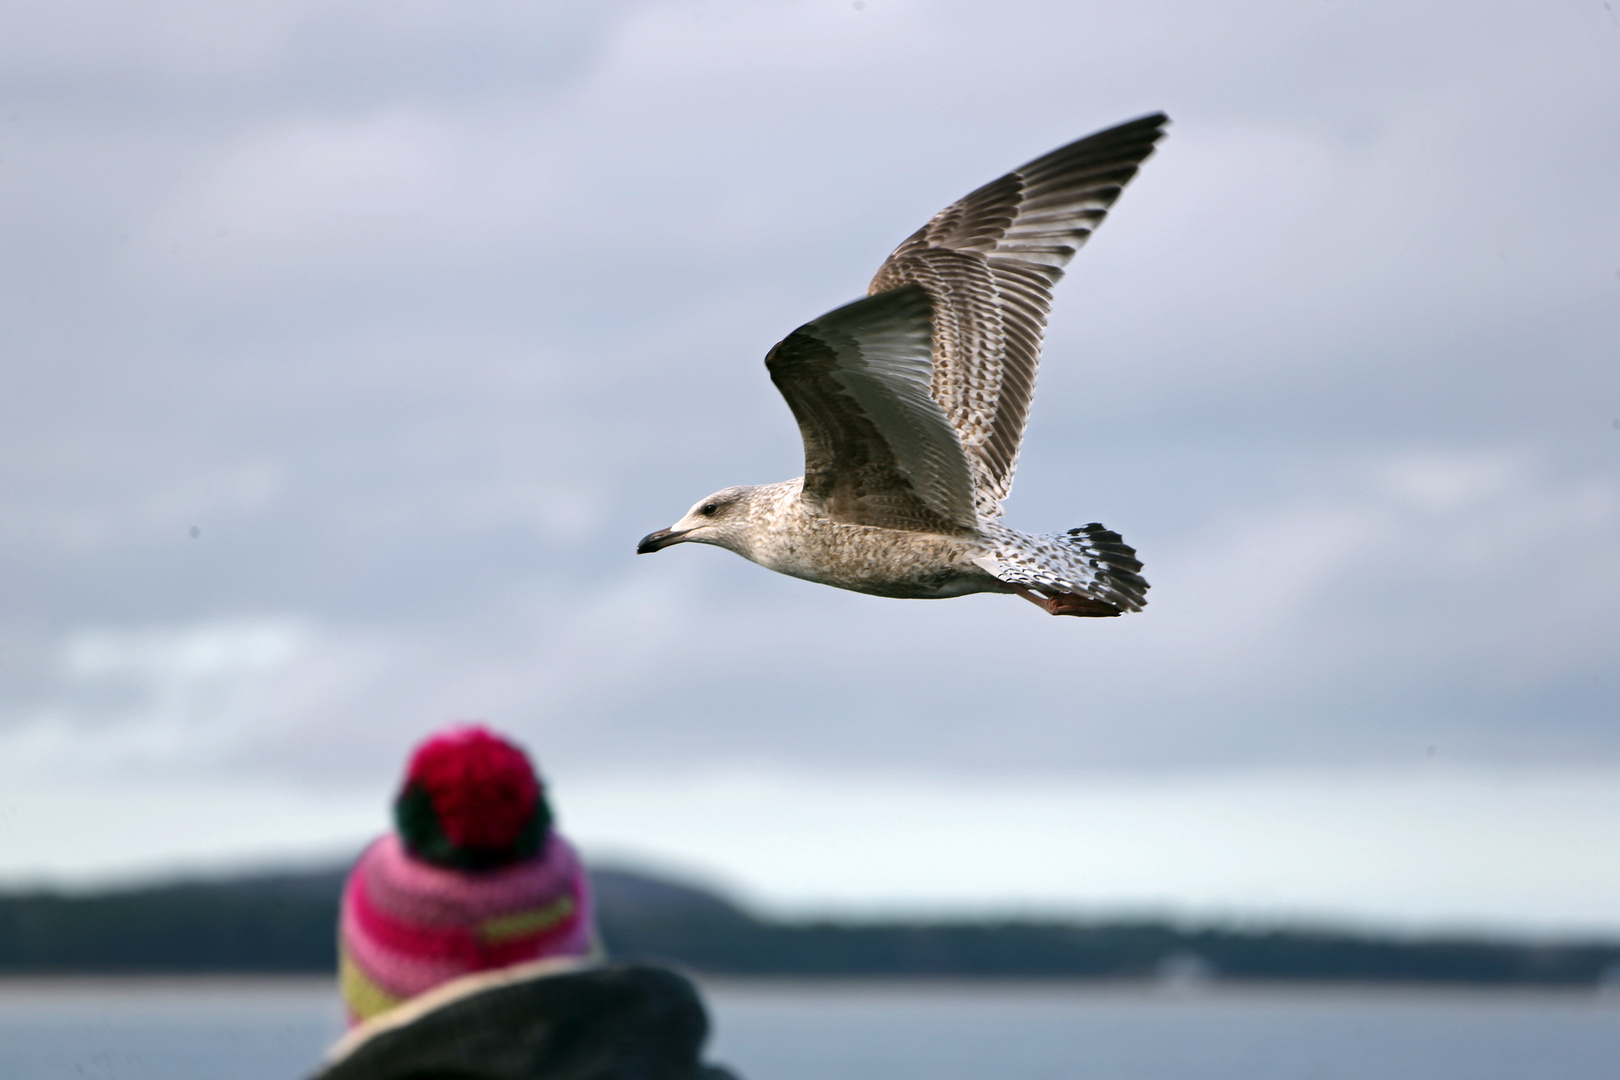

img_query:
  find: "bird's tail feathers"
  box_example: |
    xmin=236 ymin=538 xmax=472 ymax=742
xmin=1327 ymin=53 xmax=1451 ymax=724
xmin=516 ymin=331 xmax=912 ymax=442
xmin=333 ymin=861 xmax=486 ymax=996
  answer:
xmin=975 ymin=523 xmax=1148 ymax=614
xmin=1055 ymin=523 xmax=1148 ymax=612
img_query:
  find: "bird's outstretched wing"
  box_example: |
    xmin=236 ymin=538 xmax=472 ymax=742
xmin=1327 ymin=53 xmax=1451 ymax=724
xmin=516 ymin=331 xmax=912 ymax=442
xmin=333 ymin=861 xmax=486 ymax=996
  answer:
xmin=869 ymin=113 xmax=1169 ymax=521
xmin=766 ymin=285 xmax=978 ymax=532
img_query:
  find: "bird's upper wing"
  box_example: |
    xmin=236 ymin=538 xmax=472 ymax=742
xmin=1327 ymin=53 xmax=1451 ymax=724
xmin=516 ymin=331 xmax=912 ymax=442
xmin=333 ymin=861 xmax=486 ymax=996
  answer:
xmin=868 ymin=113 xmax=1168 ymax=521
xmin=766 ymin=284 xmax=978 ymax=532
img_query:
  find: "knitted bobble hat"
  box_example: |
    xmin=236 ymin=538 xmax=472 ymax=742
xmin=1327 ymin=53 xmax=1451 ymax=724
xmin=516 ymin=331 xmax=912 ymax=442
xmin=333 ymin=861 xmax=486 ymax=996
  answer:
xmin=393 ymin=726 xmax=553 ymax=870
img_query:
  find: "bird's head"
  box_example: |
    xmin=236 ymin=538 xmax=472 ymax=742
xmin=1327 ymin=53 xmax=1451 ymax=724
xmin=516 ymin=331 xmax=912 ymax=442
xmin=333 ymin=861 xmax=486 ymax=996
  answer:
xmin=637 ymin=485 xmax=768 ymax=558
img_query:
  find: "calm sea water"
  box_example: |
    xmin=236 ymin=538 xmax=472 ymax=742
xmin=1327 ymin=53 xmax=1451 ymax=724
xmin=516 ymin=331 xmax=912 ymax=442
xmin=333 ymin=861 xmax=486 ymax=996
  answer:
xmin=0 ymin=978 xmax=1615 ymax=1080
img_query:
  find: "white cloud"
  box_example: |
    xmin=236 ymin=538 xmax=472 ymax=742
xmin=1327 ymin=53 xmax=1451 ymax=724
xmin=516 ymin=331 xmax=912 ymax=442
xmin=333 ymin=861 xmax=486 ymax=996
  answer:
xmin=0 ymin=771 xmax=382 ymax=888
xmin=4 ymin=619 xmax=414 ymax=776
xmin=1377 ymin=450 xmax=1530 ymax=516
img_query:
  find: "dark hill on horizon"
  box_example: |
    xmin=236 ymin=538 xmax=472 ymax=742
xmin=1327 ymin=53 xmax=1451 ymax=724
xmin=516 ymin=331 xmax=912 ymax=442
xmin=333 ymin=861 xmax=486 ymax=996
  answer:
xmin=0 ymin=863 xmax=1616 ymax=986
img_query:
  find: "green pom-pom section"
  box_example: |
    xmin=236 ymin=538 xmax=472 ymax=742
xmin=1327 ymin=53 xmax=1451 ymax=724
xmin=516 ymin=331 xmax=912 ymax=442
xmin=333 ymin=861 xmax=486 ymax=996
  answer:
xmin=395 ymin=783 xmax=552 ymax=871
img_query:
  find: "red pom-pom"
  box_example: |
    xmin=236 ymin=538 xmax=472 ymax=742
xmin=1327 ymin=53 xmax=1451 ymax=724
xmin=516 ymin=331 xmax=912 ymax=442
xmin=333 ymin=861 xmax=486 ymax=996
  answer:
xmin=403 ymin=726 xmax=541 ymax=851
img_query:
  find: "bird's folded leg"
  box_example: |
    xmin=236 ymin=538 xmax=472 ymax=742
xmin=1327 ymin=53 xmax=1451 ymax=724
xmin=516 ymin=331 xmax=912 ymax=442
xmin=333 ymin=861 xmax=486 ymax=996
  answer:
xmin=1010 ymin=585 xmax=1122 ymax=618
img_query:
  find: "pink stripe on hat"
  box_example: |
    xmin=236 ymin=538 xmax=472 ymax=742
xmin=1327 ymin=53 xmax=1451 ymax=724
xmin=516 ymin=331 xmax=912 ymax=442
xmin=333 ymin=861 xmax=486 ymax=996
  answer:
xmin=340 ymin=832 xmax=597 ymax=1019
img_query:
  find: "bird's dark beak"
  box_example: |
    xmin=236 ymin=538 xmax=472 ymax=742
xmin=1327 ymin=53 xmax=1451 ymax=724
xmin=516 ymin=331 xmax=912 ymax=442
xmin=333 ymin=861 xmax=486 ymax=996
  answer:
xmin=637 ymin=527 xmax=690 ymax=554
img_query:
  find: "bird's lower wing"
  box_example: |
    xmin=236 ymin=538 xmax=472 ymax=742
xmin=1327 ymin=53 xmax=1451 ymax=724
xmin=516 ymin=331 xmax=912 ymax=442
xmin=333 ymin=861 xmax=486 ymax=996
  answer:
xmin=765 ymin=286 xmax=978 ymax=531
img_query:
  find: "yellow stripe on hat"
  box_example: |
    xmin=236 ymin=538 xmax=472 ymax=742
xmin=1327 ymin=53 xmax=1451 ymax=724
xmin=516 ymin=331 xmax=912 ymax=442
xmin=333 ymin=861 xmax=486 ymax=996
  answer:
xmin=480 ymin=894 xmax=575 ymax=943
xmin=340 ymin=945 xmax=407 ymax=1022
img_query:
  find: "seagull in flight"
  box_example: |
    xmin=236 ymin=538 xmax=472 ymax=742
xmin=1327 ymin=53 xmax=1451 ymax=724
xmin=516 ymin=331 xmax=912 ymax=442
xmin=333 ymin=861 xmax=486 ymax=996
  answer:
xmin=638 ymin=114 xmax=1166 ymax=617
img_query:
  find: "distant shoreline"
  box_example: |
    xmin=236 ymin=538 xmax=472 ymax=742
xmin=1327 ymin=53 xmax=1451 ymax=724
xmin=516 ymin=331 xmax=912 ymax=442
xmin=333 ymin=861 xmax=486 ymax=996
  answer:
xmin=3 ymin=865 xmax=1617 ymax=987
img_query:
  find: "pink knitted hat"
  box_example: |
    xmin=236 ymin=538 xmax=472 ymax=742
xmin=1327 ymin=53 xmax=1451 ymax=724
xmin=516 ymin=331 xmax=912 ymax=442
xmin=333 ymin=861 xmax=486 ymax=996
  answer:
xmin=339 ymin=726 xmax=598 ymax=1024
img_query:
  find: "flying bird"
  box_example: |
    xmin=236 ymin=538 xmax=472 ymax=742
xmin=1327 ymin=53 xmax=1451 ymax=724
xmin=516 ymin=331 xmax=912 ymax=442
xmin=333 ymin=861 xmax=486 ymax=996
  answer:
xmin=638 ymin=114 xmax=1166 ymax=617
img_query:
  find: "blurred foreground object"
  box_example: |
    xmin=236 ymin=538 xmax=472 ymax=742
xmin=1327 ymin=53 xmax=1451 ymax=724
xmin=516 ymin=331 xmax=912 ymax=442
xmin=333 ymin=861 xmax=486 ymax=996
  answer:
xmin=340 ymin=726 xmax=600 ymax=1024
xmin=314 ymin=960 xmax=739 ymax=1080
xmin=638 ymin=114 xmax=1165 ymax=618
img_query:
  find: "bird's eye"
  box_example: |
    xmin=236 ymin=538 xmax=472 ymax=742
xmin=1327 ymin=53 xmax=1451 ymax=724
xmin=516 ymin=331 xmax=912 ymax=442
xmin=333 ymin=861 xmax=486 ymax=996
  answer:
xmin=700 ymin=503 xmax=718 ymax=516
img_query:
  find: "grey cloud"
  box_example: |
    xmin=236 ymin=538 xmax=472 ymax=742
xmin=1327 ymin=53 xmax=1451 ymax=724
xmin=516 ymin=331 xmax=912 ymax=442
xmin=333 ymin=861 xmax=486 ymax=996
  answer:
xmin=1 ymin=0 xmax=1616 ymax=796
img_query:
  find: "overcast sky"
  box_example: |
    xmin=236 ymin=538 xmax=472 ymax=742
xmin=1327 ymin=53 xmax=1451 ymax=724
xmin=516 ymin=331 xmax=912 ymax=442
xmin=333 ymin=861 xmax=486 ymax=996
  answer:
xmin=2 ymin=0 xmax=1617 ymax=930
